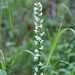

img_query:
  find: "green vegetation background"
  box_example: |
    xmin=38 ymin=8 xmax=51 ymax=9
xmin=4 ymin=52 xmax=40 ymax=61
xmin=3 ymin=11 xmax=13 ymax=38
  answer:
xmin=0 ymin=0 xmax=75 ymax=75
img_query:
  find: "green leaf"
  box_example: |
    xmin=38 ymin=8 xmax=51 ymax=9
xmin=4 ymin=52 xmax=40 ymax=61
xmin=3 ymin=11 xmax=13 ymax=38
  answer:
xmin=7 ymin=0 xmax=14 ymax=30
xmin=1 ymin=62 xmax=6 ymax=70
xmin=0 ymin=50 xmax=5 ymax=64
xmin=0 ymin=0 xmax=3 ymax=45
xmin=25 ymin=50 xmax=34 ymax=56
xmin=0 ymin=69 xmax=7 ymax=75
xmin=51 ymin=60 xmax=70 ymax=70
xmin=57 ymin=4 xmax=61 ymax=25
xmin=44 ymin=28 xmax=75 ymax=74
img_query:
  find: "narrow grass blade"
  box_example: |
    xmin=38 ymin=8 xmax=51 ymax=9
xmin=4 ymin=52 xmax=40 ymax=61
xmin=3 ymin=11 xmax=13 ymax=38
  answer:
xmin=57 ymin=4 xmax=61 ymax=25
xmin=25 ymin=50 xmax=34 ymax=56
xmin=46 ymin=29 xmax=53 ymax=44
xmin=45 ymin=60 xmax=70 ymax=75
xmin=7 ymin=0 xmax=14 ymax=30
xmin=62 ymin=3 xmax=73 ymax=18
xmin=51 ymin=60 xmax=70 ymax=70
xmin=44 ymin=28 xmax=75 ymax=74
xmin=1 ymin=62 xmax=6 ymax=70
xmin=0 ymin=0 xmax=3 ymax=46
xmin=70 ymin=28 xmax=75 ymax=35
xmin=8 ymin=51 xmax=22 ymax=75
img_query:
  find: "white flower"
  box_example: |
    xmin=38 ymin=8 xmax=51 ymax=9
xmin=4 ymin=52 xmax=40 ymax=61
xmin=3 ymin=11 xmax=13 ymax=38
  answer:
xmin=35 ymin=35 xmax=38 ymax=38
xmin=39 ymin=7 xmax=43 ymax=11
xmin=35 ymin=16 xmax=40 ymax=22
xmin=38 ymin=2 xmax=41 ymax=5
xmin=35 ymin=35 xmax=41 ymax=41
xmin=34 ymin=3 xmax=37 ymax=5
xmin=39 ymin=46 xmax=43 ymax=50
xmin=39 ymin=13 xmax=43 ymax=16
xmin=35 ymin=26 xmax=38 ymax=29
xmin=34 ymin=72 xmax=37 ymax=75
xmin=34 ymin=2 xmax=41 ymax=6
xmin=39 ymin=4 xmax=42 ymax=7
xmin=41 ymin=73 xmax=44 ymax=75
xmin=34 ymin=40 xmax=38 ymax=45
xmin=37 ymin=37 xmax=41 ymax=41
xmin=38 ymin=62 xmax=43 ymax=66
xmin=34 ymin=11 xmax=38 ymax=15
xmin=34 ymin=49 xmax=39 ymax=53
xmin=34 ymin=22 xmax=38 ymax=26
xmin=34 ymin=30 xmax=38 ymax=33
xmin=34 ymin=56 xmax=38 ymax=61
xmin=40 ymin=32 xmax=44 ymax=36
xmin=39 ymin=24 xmax=43 ymax=28
xmin=35 ymin=67 xmax=38 ymax=72
xmin=35 ymin=53 xmax=40 ymax=57
xmin=34 ymin=7 xmax=38 ymax=11
xmin=40 ymin=19 xmax=44 ymax=23
xmin=40 ymin=40 xmax=44 ymax=43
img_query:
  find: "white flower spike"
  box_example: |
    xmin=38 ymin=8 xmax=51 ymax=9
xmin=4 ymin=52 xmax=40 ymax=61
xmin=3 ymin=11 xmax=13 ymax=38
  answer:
xmin=34 ymin=2 xmax=44 ymax=75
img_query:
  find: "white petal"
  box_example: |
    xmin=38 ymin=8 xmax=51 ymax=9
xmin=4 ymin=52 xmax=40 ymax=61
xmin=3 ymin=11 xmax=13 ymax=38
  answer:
xmin=41 ymin=73 xmax=44 ymax=75
xmin=39 ymin=13 xmax=43 ymax=16
xmin=35 ymin=26 xmax=38 ymax=29
xmin=34 ymin=49 xmax=39 ymax=53
xmin=35 ymin=67 xmax=38 ymax=72
xmin=34 ymin=40 xmax=38 ymax=45
xmin=38 ymin=2 xmax=41 ymax=5
xmin=34 ymin=7 xmax=38 ymax=11
xmin=39 ymin=24 xmax=43 ymax=28
xmin=34 ymin=22 xmax=38 ymax=26
xmin=40 ymin=40 xmax=44 ymax=43
xmin=39 ymin=7 xmax=43 ymax=11
xmin=35 ymin=53 xmax=40 ymax=57
xmin=40 ymin=32 xmax=45 ymax=36
xmin=34 ymin=56 xmax=38 ymax=61
xmin=34 ymin=11 xmax=38 ymax=15
xmin=38 ymin=62 xmax=43 ymax=66
xmin=34 ymin=3 xmax=38 ymax=6
xmin=34 ymin=30 xmax=38 ymax=33
xmin=40 ymin=19 xmax=44 ymax=23
xmin=34 ymin=72 xmax=37 ymax=75
xmin=39 ymin=46 xmax=44 ymax=50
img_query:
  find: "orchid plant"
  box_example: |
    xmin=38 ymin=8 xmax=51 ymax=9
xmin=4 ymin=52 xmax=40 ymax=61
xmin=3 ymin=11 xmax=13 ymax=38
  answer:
xmin=33 ymin=2 xmax=44 ymax=75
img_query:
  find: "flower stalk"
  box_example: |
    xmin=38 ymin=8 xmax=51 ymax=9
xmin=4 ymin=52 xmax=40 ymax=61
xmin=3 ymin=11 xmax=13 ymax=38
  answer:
xmin=33 ymin=2 xmax=44 ymax=75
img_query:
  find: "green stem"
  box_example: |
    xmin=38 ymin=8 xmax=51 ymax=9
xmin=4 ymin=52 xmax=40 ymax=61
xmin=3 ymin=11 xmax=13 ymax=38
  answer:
xmin=0 ymin=0 xmax=3 ymax=47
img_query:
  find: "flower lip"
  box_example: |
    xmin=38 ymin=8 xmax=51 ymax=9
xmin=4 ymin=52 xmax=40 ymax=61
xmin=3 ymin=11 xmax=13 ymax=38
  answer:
xmin=34 ymin=56 xmax=38 ymax=61
xmin=38 ymin=62 xmax=43 ymax=66
xmin=34 ymin=49 xmax=39 ymax=53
